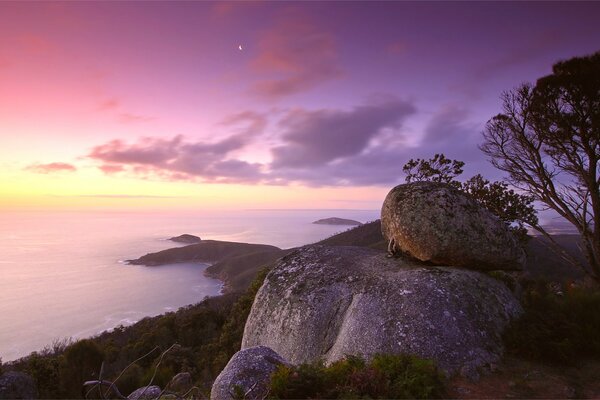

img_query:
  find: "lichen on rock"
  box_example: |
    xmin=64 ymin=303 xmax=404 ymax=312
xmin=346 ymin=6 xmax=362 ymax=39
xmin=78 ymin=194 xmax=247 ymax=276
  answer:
xmin=242 ymin=245 xmax=522 ymax=377
xmin=381 ymin=181 xmax=526 ymax=271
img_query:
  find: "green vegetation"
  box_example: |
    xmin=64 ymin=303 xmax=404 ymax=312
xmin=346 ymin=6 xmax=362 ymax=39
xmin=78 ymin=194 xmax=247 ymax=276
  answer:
xmin=5 ymin=220 xmax=600 ymax=399
xmin=268 ymin=354 xmax=446 ymax=399
xmin=504 ymin=284 xmax=600 ymax=364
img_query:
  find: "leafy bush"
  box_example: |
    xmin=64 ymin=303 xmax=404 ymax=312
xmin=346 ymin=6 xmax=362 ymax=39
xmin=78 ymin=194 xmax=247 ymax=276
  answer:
xmin=268 ymin=354 xmax=446 ymax=399
xmin=504 ymin=285 xmax=600 ymax=364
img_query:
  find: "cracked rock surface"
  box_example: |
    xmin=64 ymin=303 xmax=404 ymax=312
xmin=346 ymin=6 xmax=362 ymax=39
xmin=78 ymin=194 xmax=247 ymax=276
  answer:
xmin=242 ymin=245 xmax=522 ymax=376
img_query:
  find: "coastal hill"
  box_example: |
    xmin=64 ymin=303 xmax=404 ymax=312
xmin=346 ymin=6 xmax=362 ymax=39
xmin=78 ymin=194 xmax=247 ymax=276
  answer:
xmin=312 ymin=217 xmax=362 ymax=226
xmin=127 ymin=240 xmax=288 ymax=293
xmin=127 ymin=240 xmax=280 ymax=267
xmin=128 ymin=221 xmax=585 ymax=294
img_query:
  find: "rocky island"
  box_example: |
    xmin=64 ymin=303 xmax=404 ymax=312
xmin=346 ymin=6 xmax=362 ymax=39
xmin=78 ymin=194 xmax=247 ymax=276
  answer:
xmin=168 ymin=234 xmax=201 ymax=244
xmin=312 ymin=217 xmax=362 ymax=226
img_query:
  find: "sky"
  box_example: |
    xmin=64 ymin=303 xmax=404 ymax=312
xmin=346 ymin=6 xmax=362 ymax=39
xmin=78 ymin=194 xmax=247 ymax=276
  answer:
xmin=1 ymin=1 xmax=599 ymax=211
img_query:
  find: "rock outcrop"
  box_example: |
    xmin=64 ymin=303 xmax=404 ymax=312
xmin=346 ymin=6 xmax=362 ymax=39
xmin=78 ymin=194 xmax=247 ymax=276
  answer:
xmin=169 ymin=234 xmax=201 ymax=244
xmin=0 ymin=371 xmax=37 ymax=399
xmin=242 ymin=245 xmax=522 ymax=376
xmin=211 ymin=346 xmax=287 ymax=400
xmin=381 ymin=182 xmax=526 ymax=271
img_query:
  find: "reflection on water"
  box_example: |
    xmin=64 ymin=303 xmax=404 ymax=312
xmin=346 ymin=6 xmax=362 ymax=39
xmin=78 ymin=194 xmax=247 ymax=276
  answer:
xmin=0 ymin=209 xmax=378 ymax=361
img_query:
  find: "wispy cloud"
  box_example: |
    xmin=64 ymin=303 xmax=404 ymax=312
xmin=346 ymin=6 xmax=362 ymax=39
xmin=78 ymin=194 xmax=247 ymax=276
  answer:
xmin=97 ymin=97 xmax=155 ymax=124
xmin=250 ymin=16 xmax=342 ymax=98
xmin=24 ymin=162 xmax=77 ymax=174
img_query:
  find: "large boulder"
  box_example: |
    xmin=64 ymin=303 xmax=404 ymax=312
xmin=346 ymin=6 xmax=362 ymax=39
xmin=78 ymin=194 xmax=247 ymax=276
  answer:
xmin=0 ymin=371 xmax=37 ymax=399
xmin=381 ymin=182 xmax=525 ymax=271
xmin=242 ymin=245 xmax=522 ymax=376
xmin=211 ymin=346 xmax=287 ymax=400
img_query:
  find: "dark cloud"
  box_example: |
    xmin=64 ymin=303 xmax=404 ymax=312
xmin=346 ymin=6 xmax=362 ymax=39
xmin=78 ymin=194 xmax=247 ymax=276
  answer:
xmin=86 ymin=101 xmax=495 ymax=187
xmin=251 ymin=18 xmax=342 ymax=98
xmin=271 ymin=97 xmax=416 ymax=168
xmin=25 ymin=162 xmax=77 ymax=173
xmin=267 ymin=102 xmax=492 ymax=187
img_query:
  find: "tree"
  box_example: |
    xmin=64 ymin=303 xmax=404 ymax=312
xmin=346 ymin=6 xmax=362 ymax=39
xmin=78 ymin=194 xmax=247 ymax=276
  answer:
xmin=402 ymin=155 xmax=537 ymax=244
xmin=481 ymin=51 xmax=600 ymax=282
xmin=403 ymin=154 xmax=464 ymax=186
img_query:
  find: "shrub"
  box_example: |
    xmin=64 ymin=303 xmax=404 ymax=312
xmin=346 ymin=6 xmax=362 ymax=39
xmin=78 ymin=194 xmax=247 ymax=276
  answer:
xmin=504 ymin=286 xmax=600 ymax=364
xmin=59 ymin=339 xmax=105 ymax=397
xmin=268 ymin=354 xmax=446 ymax=399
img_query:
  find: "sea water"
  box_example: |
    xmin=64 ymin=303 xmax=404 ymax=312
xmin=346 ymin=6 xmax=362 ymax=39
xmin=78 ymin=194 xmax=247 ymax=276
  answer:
xmin=0 ymin=209 xmax=378 ymax=361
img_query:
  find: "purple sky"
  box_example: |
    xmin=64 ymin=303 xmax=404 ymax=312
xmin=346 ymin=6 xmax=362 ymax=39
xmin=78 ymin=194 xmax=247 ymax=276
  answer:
xmin=1 ymin=1 xmax=599 ymax=209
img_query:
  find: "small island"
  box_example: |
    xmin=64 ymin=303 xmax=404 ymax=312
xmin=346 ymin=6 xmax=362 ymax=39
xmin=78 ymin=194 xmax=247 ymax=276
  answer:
xmin=168 ymin=234 xmax=201 ymax=244
xmin=312 ymin=217 xmax=362 ymax=226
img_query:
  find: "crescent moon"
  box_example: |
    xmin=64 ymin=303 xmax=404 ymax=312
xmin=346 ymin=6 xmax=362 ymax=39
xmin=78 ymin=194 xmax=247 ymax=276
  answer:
xmin=238 ymin=45 xmax=243 ymax=51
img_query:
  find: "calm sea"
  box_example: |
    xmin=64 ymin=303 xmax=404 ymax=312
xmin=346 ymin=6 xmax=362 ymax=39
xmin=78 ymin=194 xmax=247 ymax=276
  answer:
xmin=0 ymin=209 xmax=379 ymax=361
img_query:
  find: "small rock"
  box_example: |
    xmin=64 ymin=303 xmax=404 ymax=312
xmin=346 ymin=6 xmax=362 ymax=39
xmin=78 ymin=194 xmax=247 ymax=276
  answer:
xmin=211 ymin=346 xmax=287 ymax=400
xmin=128 ymin=385 xmax=162 ymax=400
xmin=167 ymin=372 xmax=192 ymax=394
xmin=0 ymin=371 xmax=37 ymax=399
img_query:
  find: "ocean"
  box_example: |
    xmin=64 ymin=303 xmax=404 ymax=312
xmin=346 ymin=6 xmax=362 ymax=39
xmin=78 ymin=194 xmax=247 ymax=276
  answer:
xmin=0 ymin=209 xmax=379 ymax=362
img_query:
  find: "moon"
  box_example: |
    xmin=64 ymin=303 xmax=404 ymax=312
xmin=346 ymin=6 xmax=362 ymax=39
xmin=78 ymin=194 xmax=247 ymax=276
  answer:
xmin=238 ymin=45 xmax=243 ymax=51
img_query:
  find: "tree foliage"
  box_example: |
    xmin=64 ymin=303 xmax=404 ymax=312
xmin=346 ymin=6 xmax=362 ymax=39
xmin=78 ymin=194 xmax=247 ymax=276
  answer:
xmin=403 ymin=153 xmax=464 ymax=186
xmin=481 ymin=51 xmax=600 ymax=281
xmin=402 ymin=154 xmax=537 ymax=244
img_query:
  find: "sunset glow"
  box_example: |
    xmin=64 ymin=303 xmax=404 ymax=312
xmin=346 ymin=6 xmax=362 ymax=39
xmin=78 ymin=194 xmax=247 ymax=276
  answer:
xmin=2 ymin=2 xmax=599 ymax=210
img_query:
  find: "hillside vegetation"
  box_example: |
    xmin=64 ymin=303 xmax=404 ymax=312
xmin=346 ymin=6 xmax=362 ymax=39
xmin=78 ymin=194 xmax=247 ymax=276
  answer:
xmin=4 ymin=223 xmax=599 ymax=399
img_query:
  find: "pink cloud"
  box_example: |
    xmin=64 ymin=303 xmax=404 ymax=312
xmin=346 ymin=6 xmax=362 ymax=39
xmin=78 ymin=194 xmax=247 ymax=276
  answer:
xmin=117 ymin=112 xmax=155 ymax=124
xmin=96 ymin=97 xmax=154 ymax=123
xmin=250 ymin=17 xmax=342 ymax=98
xmin=98 ymin=164 xmax=125 ymax=174
xmin=88 ymin=131 xmax=264 ymax=183
xmin=98 ymin=98 xmax=120 ymax=110
xmin=387 ymin=41 xmax=407 ymax=55
xmin=25 ymin=162 xmax=77 ymax=174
